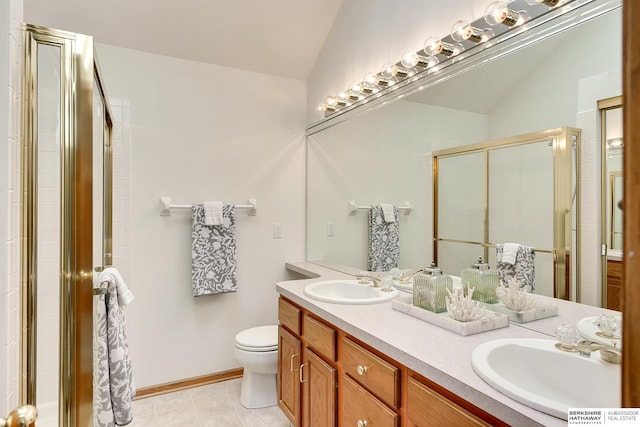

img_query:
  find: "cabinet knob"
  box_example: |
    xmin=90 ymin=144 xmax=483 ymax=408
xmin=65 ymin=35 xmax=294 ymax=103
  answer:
xmin=357 ymin=365 xmax=368 ymax=375
xmin=357 ymin=419 xmax=368 ymax=427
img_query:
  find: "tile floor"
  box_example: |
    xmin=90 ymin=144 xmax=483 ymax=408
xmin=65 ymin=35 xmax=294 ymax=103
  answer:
xmin=129 ymin=378 xmax=291 ymax=426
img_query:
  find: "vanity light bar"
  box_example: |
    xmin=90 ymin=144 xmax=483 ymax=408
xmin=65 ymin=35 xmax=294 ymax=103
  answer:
xmin=319 ymin=0 xmax=576 ymax=118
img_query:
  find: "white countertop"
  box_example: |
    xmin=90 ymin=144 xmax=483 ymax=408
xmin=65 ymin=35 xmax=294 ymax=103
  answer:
xmin=277 ymin=262 xmax=621 ymax=427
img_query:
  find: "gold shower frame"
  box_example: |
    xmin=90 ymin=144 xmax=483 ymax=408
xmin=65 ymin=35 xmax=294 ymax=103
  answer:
xmin=432 ymin=126 xmax=580 ymax=301
xmin=21 ymin=24 xmax=113 ymax=426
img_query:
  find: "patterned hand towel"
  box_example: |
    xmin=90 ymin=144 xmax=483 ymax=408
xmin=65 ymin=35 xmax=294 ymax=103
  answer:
xmin=94 ymin=268 xmax=136 ymax=427
xmin=192 ymin=203 xmax=238 ymax=296
xmin=367 ymin=205 xmax=400 ymax=272
xmin=496 ymin=244 xmax=536 ymax=292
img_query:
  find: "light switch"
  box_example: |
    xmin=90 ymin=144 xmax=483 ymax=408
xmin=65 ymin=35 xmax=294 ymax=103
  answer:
xmin=273 ymin=223 xmax=283 ymax=239
xmin=327 ymin=222 xmax=335 ymax=236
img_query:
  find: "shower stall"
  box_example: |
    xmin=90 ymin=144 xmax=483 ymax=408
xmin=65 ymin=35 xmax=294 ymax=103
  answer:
xmin=433 ymin=127 xmax=580 ymax=301
xmin=21 ymin=25 xmax=113 ymax=426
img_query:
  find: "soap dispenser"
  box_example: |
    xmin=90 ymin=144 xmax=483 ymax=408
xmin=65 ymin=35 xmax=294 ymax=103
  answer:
xmin=461 ymin=257 xmax=499 ymax=304
xmin=413 ymin=262 xmax=453 ymax=313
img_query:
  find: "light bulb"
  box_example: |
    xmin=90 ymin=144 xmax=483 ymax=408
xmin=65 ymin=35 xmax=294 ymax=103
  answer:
xmin=361 ymin=73 xmax=380 ymax=94
xmin=321 ymin=103 xmax=336 ymax=115
xmin=380 ymin=63 xmax=395 ymax=78
xmin=336 ymin=92 xmax=348 ymax=107
xmin=375 ymin=73 xmax=394 ymax=87
xmin=402 ymin=52 xmax=439 ymax=69
xmin=348 ymin=82 xmax=363 ymax=101
xmin=450 ymin=20 xmax=493 ymax=43
xmin=423 ymin=36 xmax=461 ymax=57
xmin=325 ymin=95 xmax=337 ymax=107
xmin=484 ymin=1 xmax=528 ymax=27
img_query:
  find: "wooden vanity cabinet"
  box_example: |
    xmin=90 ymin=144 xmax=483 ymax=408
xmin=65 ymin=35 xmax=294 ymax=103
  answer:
xmin=278 ymin=297 xmax=338 ymax=427
xmin=278 ymin=296 xmax=503 ymax=427
xmin=607 ymin=259 xmax=623 ymax=311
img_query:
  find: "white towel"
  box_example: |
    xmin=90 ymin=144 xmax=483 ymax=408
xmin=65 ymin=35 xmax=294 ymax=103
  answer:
xmin=379 ymin=203 xmax=396 ymax=223
xmin=203 ymin=201 xmax=224 ymax=226
xmin=502 ymin=243 xmax=521 ymax=265
xmin=99 ymin=267 xmax=135 ymax=306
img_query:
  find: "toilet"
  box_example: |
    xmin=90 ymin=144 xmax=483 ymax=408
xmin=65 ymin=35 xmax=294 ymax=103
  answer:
xmin=234 ymin=325 xmax=279 ymax=409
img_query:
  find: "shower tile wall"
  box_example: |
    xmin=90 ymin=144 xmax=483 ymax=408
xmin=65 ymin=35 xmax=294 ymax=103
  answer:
xmin=110 ymin=99 xmax=132 ymax=281
xmin=36 ymin=80 xmax=62 ymax=418
xmin=577 ymin=109 xmax=600 ymax=306
xmin=3 ymin=0 xmax=23 ymax=413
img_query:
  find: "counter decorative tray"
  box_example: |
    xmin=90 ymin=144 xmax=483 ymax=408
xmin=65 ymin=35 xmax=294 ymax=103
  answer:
xmin=482 ymin=303 xmax=558 ymax=324
xmin=391 ymin=295 xmax=509 ymax=336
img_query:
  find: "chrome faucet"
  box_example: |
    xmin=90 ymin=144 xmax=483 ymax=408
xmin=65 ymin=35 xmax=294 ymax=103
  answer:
xmin=576 ymin=340 xmax=622 ymax=364
xmin=356 ymin=274 xmax=381 ymax=287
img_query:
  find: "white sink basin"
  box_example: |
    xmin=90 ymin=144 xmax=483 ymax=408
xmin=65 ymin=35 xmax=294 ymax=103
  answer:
xmin=304 ymin=280 xmax=398 ymax=304
xmin=472 ymin=338 xmax=620 ymax=420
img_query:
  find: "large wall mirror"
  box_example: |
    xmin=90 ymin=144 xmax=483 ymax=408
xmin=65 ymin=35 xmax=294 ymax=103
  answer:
xmin=306 ymin=0 xmax=622 ymax=308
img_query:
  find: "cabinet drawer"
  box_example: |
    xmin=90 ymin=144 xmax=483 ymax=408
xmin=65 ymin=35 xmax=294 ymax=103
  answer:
xmin=342 ymin=336 xmax=400 ymax=408
xmin=407 ymin=376 xmax=490 ymax=427
xmin=302 ymin=315 xmax=336 ymax=361
xmin=342 ymin=374 xmax=399 ymax=427
xmin=279 ymin=297 xmax=301 ymax=335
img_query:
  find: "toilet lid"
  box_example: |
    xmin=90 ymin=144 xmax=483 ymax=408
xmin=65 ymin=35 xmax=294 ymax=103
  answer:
xmin=235 ymin=325 xmax=278 ymax=352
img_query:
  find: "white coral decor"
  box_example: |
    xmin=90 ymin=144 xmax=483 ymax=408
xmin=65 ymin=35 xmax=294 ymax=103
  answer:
xmin=445 ymin=287 xmax=485 ymax=322
xmin=496 ymin=277 xmax=537 ymax=311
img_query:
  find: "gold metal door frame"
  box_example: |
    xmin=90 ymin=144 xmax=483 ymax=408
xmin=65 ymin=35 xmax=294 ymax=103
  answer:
xmin=21 ymin=24 xmax=113 ymax=427
xmin=598 ymin=95 xmax=623 ymax=309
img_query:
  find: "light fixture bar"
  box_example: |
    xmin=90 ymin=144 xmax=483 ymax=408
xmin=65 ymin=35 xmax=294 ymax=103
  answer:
xmin=311 ymin=0 xmax=619 ymax=126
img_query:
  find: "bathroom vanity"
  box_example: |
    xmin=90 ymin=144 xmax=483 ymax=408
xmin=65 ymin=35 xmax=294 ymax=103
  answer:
xmin=276 ymin=262 xmax=620 ymax=427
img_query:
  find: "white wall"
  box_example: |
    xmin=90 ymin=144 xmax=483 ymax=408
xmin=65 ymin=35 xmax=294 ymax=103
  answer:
xmin=95 ymin=44 xmax=307 ymax=388
xmin=1 ymin=0 xmax=22 ymax=415
xmin=307 ymin=0 xmax=490 ymax=124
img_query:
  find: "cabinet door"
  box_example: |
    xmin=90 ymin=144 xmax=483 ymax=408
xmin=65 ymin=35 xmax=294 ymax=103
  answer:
xmin=278 ymin=326 xmax=302 ymax=426
xmin=301 ymin=348 xmax=337 ymax=427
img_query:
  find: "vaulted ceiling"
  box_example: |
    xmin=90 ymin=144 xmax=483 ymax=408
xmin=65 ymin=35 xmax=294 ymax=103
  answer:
xmin=24 ymin=0 xmax=344 ymax=80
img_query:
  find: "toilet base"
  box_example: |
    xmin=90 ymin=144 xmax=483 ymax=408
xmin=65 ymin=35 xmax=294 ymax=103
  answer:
xmin=240 ymin=371 xmax=277 ymax=409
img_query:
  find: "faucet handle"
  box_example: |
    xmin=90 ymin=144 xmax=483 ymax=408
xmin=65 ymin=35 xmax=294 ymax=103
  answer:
xmin=576 ymin=340 xmax=622 ymax=364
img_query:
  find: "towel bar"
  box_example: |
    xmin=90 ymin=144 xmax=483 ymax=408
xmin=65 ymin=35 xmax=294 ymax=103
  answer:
xmin=348 ymin=199 xmax=413 ymax=215
xmin=93 ymin=281 xmax=109 ymax=295
xmin=159 ymin=197 xmax=257 ymax=216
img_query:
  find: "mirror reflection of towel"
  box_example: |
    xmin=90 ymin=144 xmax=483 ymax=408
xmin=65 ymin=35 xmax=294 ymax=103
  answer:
xmin=501 ymin=243 xmax=521 ymax=265
xmin=368 ymin=205 xmax=400 ymax=272
xmin=496 ymin=244 xmax=536 ymax=292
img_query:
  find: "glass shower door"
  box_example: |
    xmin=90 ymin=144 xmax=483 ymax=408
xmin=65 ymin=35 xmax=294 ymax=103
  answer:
xmin=22 ymin=25 xmax=113 ymax=427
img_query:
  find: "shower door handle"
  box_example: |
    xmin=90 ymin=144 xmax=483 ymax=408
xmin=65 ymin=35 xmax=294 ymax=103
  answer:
xmin=0 ymin=405 xmax=38 ymax=427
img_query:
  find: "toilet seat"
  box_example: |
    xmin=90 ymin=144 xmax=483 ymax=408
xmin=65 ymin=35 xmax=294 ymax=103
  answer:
xmin=235 ymin=325 xmax=278 ymax=352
